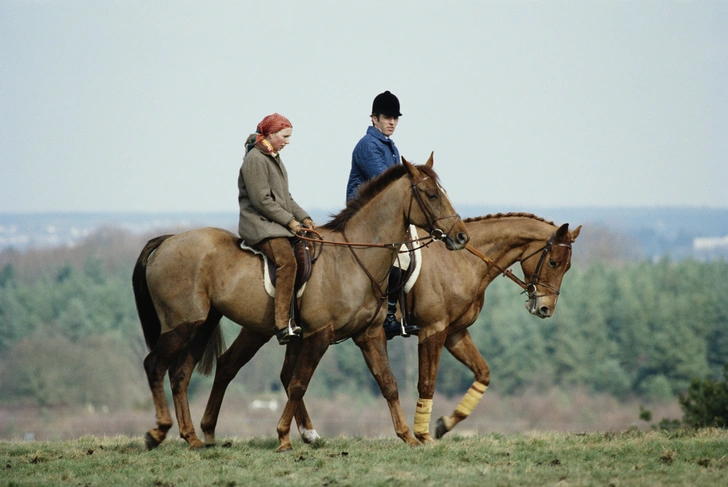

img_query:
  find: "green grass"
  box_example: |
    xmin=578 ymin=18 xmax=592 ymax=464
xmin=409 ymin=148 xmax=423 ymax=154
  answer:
xmin=1 ymin=429 xmax=726 ymax=486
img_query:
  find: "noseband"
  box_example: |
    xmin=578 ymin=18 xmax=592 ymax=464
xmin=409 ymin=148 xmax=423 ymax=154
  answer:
xmin=407 ymin=174 xmax=461 ymax=242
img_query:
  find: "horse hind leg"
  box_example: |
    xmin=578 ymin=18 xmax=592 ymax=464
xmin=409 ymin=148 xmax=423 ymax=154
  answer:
xmin=142 ymin=321 xmax=205 ymax=449
xmin=143 ymin=349 xmax=174 ymax=450
xmin=200 ymin=328 xmax=271 ymax=446
xmin=170 ymin=318 xmax=223 ymax=449
xmin=435 ymin=332 xmax=490 ymax=439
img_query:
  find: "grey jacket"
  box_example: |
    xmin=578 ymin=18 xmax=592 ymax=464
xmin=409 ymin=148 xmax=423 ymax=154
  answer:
xmin=237 ymin=147 xmax=310 ymax=245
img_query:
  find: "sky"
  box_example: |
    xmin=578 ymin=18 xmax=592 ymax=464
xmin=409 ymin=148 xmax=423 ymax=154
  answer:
xmin=1 ymin=0 xmax=727 ymax=215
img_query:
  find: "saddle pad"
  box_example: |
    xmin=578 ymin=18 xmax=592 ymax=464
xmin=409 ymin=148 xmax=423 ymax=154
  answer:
xmin=239 ymin=241 xmax=306 ymax=299
xmin=402 ymin=225 xmax=423 ymax=293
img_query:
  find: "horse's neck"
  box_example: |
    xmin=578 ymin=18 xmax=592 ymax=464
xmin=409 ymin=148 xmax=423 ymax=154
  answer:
xmin=467 ymin=217 xmax=555 ymax=269
xmin=342 ymin=179 xmax=410 ymax=273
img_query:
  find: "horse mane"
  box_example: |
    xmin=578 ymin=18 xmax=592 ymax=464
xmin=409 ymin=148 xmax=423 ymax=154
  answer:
xmin=464 ymin=212 xmax=556 ymax=227
xmin=322 ymin=163 xmax=440 ymax=232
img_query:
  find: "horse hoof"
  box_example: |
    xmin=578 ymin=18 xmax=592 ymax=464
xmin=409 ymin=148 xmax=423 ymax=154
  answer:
xmin=144 ymin=432 xmax=161 ymax=450
xmin=434 ymin=417 xmax=449 ymax=439
xmin=299 ymin=428 xmax=321 ymax=444
xmin=276 ymin=444 xmax=293 ymax=453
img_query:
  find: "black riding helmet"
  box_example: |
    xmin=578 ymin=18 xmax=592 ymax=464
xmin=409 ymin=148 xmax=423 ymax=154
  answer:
xmin=372 ymin=91 xmax=402 ymax=117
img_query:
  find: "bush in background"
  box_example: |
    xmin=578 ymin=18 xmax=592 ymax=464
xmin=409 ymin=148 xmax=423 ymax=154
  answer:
xmin=679 ymin=364 xmax=728 ymax=429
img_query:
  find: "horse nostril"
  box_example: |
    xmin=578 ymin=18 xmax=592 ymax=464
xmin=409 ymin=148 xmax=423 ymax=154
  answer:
xmin=457 ymin=232 xmax=468 ymax=244
xmin=539 ymin=306 xmax=551 ymax=317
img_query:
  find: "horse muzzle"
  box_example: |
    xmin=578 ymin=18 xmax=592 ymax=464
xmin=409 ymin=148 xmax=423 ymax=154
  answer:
xmin=526 ymin=293 xmax=554 ymax=319
xmin=437 ymin=229 xmax=469 ymax=251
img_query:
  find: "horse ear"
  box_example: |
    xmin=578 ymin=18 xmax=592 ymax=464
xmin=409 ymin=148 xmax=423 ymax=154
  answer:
xmin=402 ymin=156 xmax=418 ymax=176
xmin=555 ymin=223 xmax=570 ymax=242
xmin=425 ymin=151 xmax=434 ymax=168
xmin=569 ymin=225 xmax=582 ymax=242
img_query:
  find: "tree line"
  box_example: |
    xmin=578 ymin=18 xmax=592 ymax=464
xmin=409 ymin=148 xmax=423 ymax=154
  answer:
xmin=0 ymin=227 xmax=726 ymax=409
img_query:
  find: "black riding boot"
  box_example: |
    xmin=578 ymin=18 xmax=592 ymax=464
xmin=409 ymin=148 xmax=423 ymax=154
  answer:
xmin=382 ymin=267 xmax=419 ymax=339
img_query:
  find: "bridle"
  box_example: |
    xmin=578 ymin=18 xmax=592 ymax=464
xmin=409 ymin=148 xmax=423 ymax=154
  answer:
xmin=406 ymin=174 xmax=461 ymax=243
xmin=465 ymin=229 xmax=572 ymax=313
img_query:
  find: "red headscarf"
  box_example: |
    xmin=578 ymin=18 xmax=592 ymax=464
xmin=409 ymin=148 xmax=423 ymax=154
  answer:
xmin=255 ymin=113 xmax=292 ymax=145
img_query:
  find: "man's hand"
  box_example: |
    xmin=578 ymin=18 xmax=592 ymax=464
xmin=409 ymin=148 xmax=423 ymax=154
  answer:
xmin=302 ymin=217 xmax=316 ymax=229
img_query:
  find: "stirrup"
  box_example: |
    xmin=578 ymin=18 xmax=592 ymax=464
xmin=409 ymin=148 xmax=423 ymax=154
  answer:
xmin=275 ymin=321 xmax=302 ymax=345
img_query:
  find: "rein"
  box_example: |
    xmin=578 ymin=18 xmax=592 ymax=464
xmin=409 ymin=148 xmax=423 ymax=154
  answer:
xmin=465 ymin=230 xmax=572 ymax=311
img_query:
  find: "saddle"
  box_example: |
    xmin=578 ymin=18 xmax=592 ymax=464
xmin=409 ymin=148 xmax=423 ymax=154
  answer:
xmin=238 ymin=232 xmax=320 ymax=299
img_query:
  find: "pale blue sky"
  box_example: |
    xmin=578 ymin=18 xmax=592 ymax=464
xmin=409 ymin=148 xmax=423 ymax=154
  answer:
xmin=2 ymin=0 xmax=726 ymax=214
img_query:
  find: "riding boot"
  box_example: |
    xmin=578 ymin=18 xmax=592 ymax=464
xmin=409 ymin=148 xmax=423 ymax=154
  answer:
xmin=382 ymin=299 xmax=402 ymax=340
xmin=383 ymin=267 xmax=408 ymax=339
xmin=275 ymin=297 xmax=302 ymax=345
xmin=257 ymin=238 xmax=302 ymax=345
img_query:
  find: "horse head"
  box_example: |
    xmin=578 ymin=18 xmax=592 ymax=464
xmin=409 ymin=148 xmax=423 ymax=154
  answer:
xmin=519 ymin=222 xmax=581 ymax=318
xmin=402 ymin=153 xmax=469 ymax=251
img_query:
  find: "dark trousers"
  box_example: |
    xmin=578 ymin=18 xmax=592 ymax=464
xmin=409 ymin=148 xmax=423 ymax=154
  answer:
xmin=255 ymin=237 xmax=297 ymax=330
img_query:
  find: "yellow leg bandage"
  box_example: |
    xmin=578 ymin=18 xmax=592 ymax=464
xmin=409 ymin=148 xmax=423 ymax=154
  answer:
xmin=413 ymin=398 xmax=433 ymax=436
xmin=454 ymin=382 xmax=487 ymax=417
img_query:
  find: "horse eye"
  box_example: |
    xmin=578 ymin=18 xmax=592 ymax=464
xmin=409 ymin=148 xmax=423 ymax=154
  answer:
xmin=549 ymin=259 xmax=558 ymax=268
xmin=427 ymin=192 xmax=438 ymax=201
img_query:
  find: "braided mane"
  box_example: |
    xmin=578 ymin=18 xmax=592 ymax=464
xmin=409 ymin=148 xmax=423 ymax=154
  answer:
xmin=464 ymin=212 xmax=556 ymax=227
xmin=322 ymin=164 xmax=440 ymax=233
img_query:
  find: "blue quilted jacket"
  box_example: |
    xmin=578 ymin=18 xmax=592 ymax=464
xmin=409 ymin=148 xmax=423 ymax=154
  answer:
xmin=346 ymin=126 xmax=401 ymax=202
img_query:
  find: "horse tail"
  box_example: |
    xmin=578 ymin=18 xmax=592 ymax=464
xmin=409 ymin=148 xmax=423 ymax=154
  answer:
xmin=196 ymin=309 xmax=225 ymax=376
xmin=132 ymin=234 xmax=173 ymax=350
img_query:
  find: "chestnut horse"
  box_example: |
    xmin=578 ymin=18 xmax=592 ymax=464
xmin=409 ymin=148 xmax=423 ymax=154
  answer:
xmin=200 ymin=213 xmax=580 ymax=445
xmin=132 ymin=156 xmax=469 ymax=452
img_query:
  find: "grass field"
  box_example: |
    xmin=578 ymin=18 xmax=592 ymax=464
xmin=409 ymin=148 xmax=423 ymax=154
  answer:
xmin=1 ymin=428 xmax=726 ymax=486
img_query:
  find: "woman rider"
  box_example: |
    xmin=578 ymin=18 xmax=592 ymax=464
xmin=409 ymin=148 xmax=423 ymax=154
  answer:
xmin=237 ymin=113 xmax=315 ymax=344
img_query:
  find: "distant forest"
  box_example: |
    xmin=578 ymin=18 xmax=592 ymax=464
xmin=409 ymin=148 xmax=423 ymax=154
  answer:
xmin=0 ymin=224 xmax=726 ymax=410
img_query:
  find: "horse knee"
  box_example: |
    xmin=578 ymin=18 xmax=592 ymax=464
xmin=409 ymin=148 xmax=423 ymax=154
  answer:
xmin=287 ymin=382 xmax=307 ymax=400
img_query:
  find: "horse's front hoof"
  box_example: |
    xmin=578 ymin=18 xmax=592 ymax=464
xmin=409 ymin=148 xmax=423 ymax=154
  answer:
xmin=434 ymin=417 xmax=449 ymax=439
xmin=144 ymin=432 xmax=161 ymax=450
xmin=276 ymin=443 xmax=293 ymax=453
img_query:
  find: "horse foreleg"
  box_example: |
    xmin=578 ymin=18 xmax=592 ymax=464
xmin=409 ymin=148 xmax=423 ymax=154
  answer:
xmin=200 ymin=328 xmax=270 ymax=446
xmin=435 ymin=330 xmax=490 ymax=439
xmin=276 ymin=326 xmax=333 ymax=452
xmin=413 ymin=329 xmax=448 ymax=444
xmin=353 ymin=328 xmax=420 ymax=447
xmin=280 ymin=340 xmax=319 ymax=444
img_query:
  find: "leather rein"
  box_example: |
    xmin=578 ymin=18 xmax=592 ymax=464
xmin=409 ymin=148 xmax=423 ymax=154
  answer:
xmin=465 ymin=231 xmax=572 ymax=312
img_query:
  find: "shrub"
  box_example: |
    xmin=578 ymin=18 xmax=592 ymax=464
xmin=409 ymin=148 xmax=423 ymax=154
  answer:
xmin=679 ymin=364 xmax=728 ymax=428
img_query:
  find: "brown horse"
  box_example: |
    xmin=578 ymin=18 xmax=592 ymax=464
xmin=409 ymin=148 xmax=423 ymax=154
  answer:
xmin=200 ymin=213 xmax=580 ymax=445
xmin=132 ymin=156 xmax=469 ymax=452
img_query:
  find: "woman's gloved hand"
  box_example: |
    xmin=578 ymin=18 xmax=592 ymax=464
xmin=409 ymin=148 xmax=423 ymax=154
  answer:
xmin=288 ymin=219 xmax=302 ymax=234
